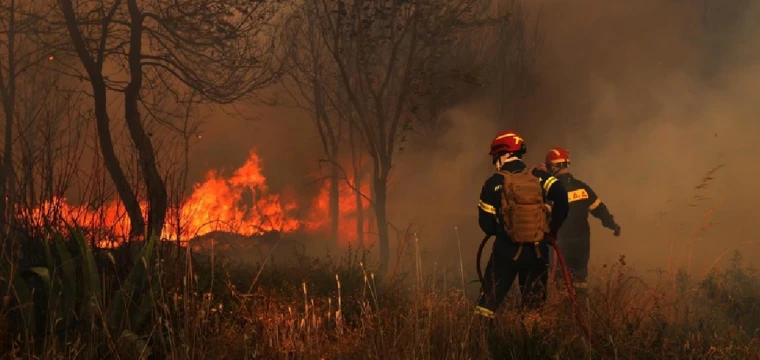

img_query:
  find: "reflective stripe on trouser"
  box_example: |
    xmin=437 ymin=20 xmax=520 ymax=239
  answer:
xmin=474 ymin=305 xmax=495 ymax=318
xmin=573 ymin=281 xmax=587 ymax=289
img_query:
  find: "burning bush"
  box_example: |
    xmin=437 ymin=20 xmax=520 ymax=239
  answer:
xmin=13 ymin=150 xmax=372 ymax=250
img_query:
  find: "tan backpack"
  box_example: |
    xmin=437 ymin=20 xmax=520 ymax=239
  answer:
xmin=496 ymin=168 xmax=551 ymax=244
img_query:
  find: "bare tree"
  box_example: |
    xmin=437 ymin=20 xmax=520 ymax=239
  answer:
xmin=280 ymin=2 xmax=345 ymax=249
xmin=6 ymin=59 xmax=90 ymax=245
xmin=490 ymin=0 xmax=542 ymax=128
xmin=54 ymin=0 xmax=281 ymax=240
xmin=348 ymin=119 xmax=368 ymax=249
xmin=406 ymin=3 xmax=500 ymax=150
xmin=151 ymin=89 xmax=205 ymax=253
xmin=0 ymin=0 xmax=58 ymax=235
xmin=311 ymin=0 xmax=491 ymax=274
xmin=12 ymin=52 xmax=83 ymax=207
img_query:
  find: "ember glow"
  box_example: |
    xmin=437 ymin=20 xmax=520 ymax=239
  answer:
xmin=21 ymin=150 xmax=371 ymax=248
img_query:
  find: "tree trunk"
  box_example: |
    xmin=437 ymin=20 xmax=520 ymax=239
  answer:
xmin=354 ymin=168 xmax=364 ymax=250
xmin=43 ymin=123 xmax=53 ymax=201
xmin=125 ymin=0 xmax=167 ymax=241
xmin=95 ymin=83 xmax=146 ymax=239
xmin=23 ymin=148 xmax=34 ymax=208
xmin=368 ymin=165 xmax=376 ymax=243
xmin=18 ymin=81 xmax=36 ymax=209
xmin=329 ymin=156 xmax=340 ymax=247
xmin=310 ymin=39 xmax=339 ymax=249
xmin=0 ymin=103 xmax=14 ymax=234
xmin=373 ymin=170 xmax=390 ymax=276
xmin=58 ymin=0 xmax=146 ymax=239
xmin=177 ymin=135 xmax=190 ymax=251
xmin=349 ymin=126 xmax=364 ymax=250
xmin=0 ymin=0 xmax=17 ymax=236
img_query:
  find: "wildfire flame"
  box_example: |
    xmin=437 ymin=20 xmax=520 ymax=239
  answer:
xmin=303 ymin=172 xmax=372 ymax=243
xmin=21 ymin=150 xmax=371 ymax=248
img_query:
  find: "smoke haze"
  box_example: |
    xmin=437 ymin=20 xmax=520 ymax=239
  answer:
xmin=416 ymin=0 xmax=760 ymax=278
xmin=183 ymin=0 xmax=759 ymax=277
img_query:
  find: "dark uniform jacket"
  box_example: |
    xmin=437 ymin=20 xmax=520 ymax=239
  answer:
xmin=554 ymin=173 xmax=616 ymax=239
xmin=477 ymin=160 xmax=569 ymax=256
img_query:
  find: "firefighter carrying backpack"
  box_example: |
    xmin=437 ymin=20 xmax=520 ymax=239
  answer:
xmin=496 ymin=168 xmax=550 ymax=243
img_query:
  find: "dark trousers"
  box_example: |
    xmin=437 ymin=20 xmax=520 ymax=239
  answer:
xmin=553 ymin=235 xmax=590 ymax=293
xmin=477 ymin=241 xmax=550 ymax=312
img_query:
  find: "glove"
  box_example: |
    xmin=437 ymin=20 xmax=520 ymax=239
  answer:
xmin=612 ymin=224 xmax=621 ymax=237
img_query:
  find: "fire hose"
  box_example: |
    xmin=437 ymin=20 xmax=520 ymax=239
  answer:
xmin=476 ymin=234 xmax=593 ymax=345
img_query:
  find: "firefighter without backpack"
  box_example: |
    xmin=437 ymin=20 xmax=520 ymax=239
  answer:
xmin=496 ymin=168 xmax=550 ymax=244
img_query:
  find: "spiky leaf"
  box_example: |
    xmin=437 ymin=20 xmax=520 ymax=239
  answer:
xmin=0 ymin=258 xmax=37 ymax=340
xmin=107 ymin=235 xmax=158 ymax=333
xmin=53 ymin=234 xmax=77 ymax=333
xmin=70 ymin=227 xmax=102 ymax=325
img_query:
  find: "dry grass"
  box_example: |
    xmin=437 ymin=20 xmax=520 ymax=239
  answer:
xmin=2 ymin=233 xmax=759 ymax=360
xmin=1 ymin=165 xmax=758 ymax=359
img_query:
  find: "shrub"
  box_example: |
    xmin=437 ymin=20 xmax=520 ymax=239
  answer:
xmin=1 ymin=231 xmax=759 ymax=359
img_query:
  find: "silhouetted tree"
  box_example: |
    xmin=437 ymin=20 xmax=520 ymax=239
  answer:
xmin=280 ymin=2 xmax=345 ymax=249
xmin=0 ymin=0 xmax=59 ymax=235
xmin=55 ymin=0 xmax=281 ymax=240
xmin=310 ymin=0 xmax=492 ymax=274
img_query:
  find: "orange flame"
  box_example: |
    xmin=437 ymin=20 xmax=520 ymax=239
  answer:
xmin=19 ymin=150 xmax=371 ymax=248
xmin=166 ymin=151 xmax=301 ymax=239
xmin=303 ymin=172 xmax=372 ymax=245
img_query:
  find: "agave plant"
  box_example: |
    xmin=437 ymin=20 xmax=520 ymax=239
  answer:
xmin=0 ymin=228 xmax=159 ymax=358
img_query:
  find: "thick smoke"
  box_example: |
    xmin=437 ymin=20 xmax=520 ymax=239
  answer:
xmin=389 ymin=0 xmax=760 ymax=277
xmin=185 ymin=0 xmax=759 ymax=276
xmin=187 ymin=104 xmax=321 ymax=195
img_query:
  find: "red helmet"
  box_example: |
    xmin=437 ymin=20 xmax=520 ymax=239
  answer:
xmin=489 ymin=130 xmax=526 ymax=156
xmin=545 ymin=146 xmax=571 ymax=164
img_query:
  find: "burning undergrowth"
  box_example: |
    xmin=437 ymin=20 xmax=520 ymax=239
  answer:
xmin=15 ymin=149 xmax=372 ymax=250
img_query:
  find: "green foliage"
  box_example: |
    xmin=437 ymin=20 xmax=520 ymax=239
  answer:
xmin=0 ymin=228 xmax=159 ymax=358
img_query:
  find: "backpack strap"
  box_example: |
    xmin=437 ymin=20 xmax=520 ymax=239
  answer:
xmin=496 ymin=167 xmax=532 ymax=176
xmin=525 ymin=166 xmax=544 ymax=259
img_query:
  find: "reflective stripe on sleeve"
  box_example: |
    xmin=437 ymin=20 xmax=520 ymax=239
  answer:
xmin=543 ymin=176 xmax=558 ymax=193
xmin=478 ymin=200 xmax=496 ymax=214
xmin=589 ymin=198 xmax=601 ymax=210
